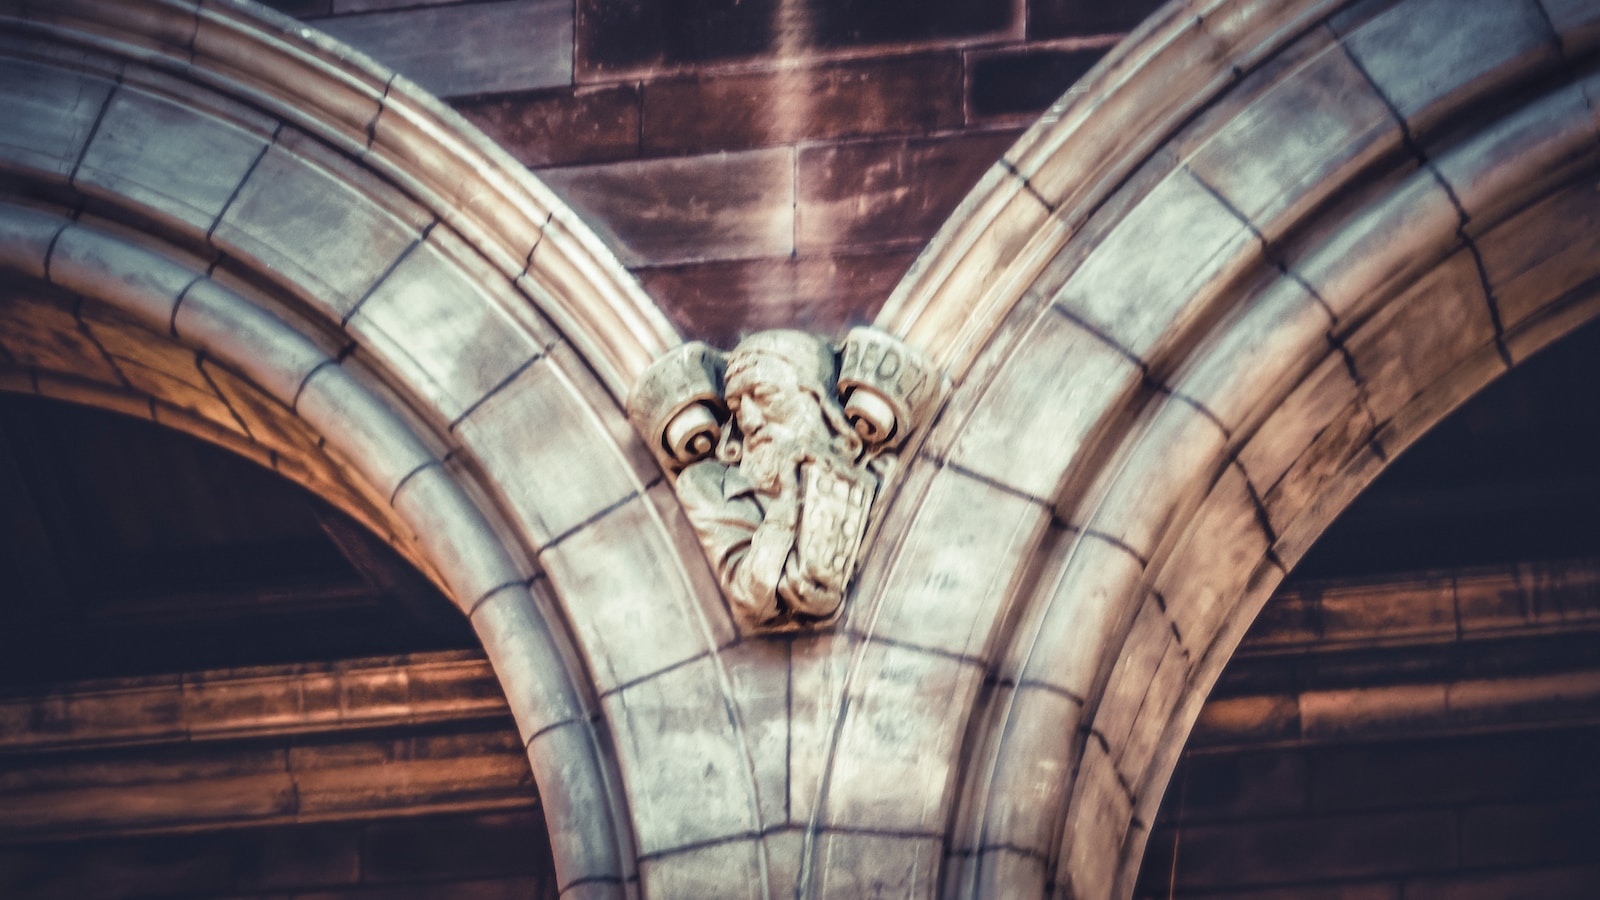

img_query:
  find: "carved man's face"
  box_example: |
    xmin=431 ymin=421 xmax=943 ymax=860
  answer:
xmin=726 ymin=356 xmax=831 ymax=495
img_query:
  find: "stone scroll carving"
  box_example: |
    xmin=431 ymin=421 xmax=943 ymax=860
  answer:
xmin=628 ymin=328 xmax=944 ymax=630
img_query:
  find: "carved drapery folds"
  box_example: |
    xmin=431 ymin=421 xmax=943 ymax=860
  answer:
xmin=629 ymin=328 xmax=943 ymax=629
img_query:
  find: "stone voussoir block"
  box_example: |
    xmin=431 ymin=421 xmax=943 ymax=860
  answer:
xmin=1183 ymin=37 xmax=1397 ymax=244
xmin=0 ymin=56 xmax=115 ymax=178
xmin=1340 ymin=0 xmax=1558 ymax=139
xmin=850 ymin=467 xmax=1049 ymax=660
xmin=75 ymin=83 xmax=274 ymax=234
xmin=211 ymin=130 xmax=434 ymax=323
xmin=523 ymin=721 xmax=628 ymax=888
xmin=946 ymin=303 xmax=1143 ymax=501
xmin=1048 ymin=165 xmax=1260 ymax=361
xmin=390 ymin=462 xmax=525 ymax=611
xmin=46 ymin=224 xmax=194 ymax=331
xmin=451 ymin=353 xmax=640 ymax=548
xmin=537 ymin=494 xmax=730 ymax=693
xmin=821 ymin=640 xmax=985 ymax=834
xmin=346 ymin=224 xmax=552 ymax=426
xmin=291 ymin=361 xmax=436 ymax=501
xmin=599 ymin=654 xmax=763 ymax=856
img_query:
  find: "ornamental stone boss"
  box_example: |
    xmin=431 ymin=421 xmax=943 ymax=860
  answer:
xmin=629 ymin=328 xmax=943 ymax=629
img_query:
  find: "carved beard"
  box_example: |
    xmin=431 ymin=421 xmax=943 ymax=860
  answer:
xmin=740 ymin=429 xmax=793 ymax=497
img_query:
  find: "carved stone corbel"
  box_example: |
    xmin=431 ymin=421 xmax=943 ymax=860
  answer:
xmin=628 ymin=328 xmax=944 ymax=630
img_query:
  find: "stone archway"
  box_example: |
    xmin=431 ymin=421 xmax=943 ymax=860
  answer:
xmin=0 ymin=1 xmax=768 ymax=895
xmin=7 ymin=0 xmax=1600 ymax=898
xmin=847 ymin=0 xmax=1600 ymax=896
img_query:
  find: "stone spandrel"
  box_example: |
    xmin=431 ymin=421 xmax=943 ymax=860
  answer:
xmin=628 ymin=327 xmax=944 ymax=630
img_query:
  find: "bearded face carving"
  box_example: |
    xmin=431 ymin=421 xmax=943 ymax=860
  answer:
xmin=628 ymin=328 xmax=942 ymax=630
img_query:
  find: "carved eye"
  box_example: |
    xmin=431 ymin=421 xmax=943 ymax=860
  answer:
xmin=663 ymin=402 xmax=721 ymax=465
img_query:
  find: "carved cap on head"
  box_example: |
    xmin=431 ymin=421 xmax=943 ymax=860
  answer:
xmin=724 ymin=330 xmax=838 ymax=399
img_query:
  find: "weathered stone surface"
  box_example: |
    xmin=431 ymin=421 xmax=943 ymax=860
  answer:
xmin=0 ymin=58 xmax=113 ymax=177
xmin=538 ymin=495 xmax=731 ymax=691
xmin=292 ymin=363 xmax=436 ymax=500
xmin=796 ymin=130 xmax=1020 ymax=253
xmin=313 ymin=0 xmax=573 ymax=97
xmin=642 ymin=53 xmax=963 ymax=155
xmin=451 ymin=355 xmax=638 ymax=546
xmin=523 ymin=720 xmax=629 ymax=886
xmin=1185 ymin=41 xmax=1395 ymax=241
xmin=822 ymin=641 xmax=983 ymax=833
xmin=76 ymin=85 xmax=273 ymax=233
xmin=853 ymin=468 xmax=1048 ymax=658
xmin=718 ymin=640 xmax=790 ymax=827
xmin=600 ymin=656 xmax=761 ymax=855
xmin=1340 ymin=0 xmax=1556 ymax=136
xmin=638 ymin=839 xmax=766 ymax=900
xmin=966 ymin=683 xmax=1082 ymax=855
xmin=391 ymin=463 xmax=526 ymax=608
xmin=1076 ymin=397 xmax=1230 ymax=569
xmin=1342 ymin=249 xmax=1498 ymax=424
xmin=944 ymin=307 xmax=1140 ymax=499
xmin=786 ymin=632 xmax=851 ymax=824
xmin=1477 ymin=180 xmax=1600 ymax=332
xmin=637 ymin=250 xmax=913 ymax=346
xmin=811 ymin=832 xmax=942 ymax=897
xmin=456 ymin=84 xmax=641 ymax=168
xmin=1048 ymin=166 xmax=1258 ymax=358
xmin=1169 ymin=276 xmax=1330 ymax=436
xmin=213 ymin=134 xmax=433 ymax=321
xmin=1236 ymin=352 xmax=1366 ymax=521
xmin=347 ymin=226 xmax=552 ymax=425
xmin=1009 ymin=533 xmax=1146 ymax=699
xmin=538 ymin=148 xmax=794 ymax=267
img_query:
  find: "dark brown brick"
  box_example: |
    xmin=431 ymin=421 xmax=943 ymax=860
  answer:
xmin=1157 ymin=750 xmax=1309 ymax=825
xmin=1461 ymin=799 xmax=1600 ymax=868
xmin=1027 ymin=0 xmax=1162 ymax=39
xmin=1309 ymin=728 xmax=1600 ymax=812
xmin=1404 ymin=865 xmax=1600 ymax=900
xmin=637 ymin=250 xmax=917 ymax=346
xmin=0 ymin=831 xmax=245 ymax=899
xmin=641 ymin=53 xmax=963 ymax=155
xmin=1161 ymin=811 xmax=1457 ymax=889
xmin=296 ymin=876 xmax=557 ymax=899
xmin=966 ymin=45 xmax=1108 ymax=120
xmin=362 ymin=810 xmax=552 ymax=883
xmin=578 ymin=0 xmax=1015 ymax=78
xmin=453 ymin=85 xmax=640 ymax=169
xmin=537 ymin=147 xmax=794 ymax=266
xmin=796 ymin=129 xmax=1020 ymax=253
xmin=246 ymin=823 xmax=363 ymax=890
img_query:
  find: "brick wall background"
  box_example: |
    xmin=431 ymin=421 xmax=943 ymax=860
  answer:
xmin=265 ymin=0 xmax=1159 ymax=346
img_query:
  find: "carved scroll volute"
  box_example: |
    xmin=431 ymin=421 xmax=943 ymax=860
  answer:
xmin=837 ymin=328 xmax=939 ymax=454
xmin=626 ymin=341 xmax=727 ymax=476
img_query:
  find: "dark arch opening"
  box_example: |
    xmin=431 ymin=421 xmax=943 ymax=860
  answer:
xmin=1137 ymin=317 xmax=1600 ymax=897
xmin=0 ymin=395 xmax=561 ymax=899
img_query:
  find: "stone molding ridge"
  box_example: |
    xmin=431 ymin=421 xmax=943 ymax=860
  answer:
xmin=0 ymin=0 xmax=680 ymax=399
xmin=629 ymin=327 xmax=946 ymax=630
